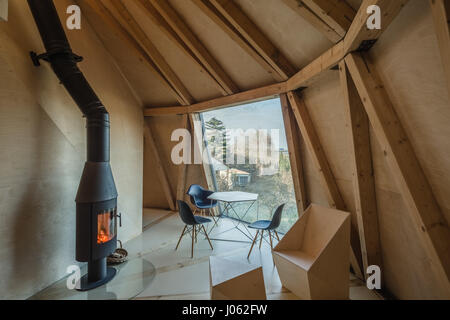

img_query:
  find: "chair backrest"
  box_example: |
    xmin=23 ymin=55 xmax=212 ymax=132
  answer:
xmin=177 ymin=200 xmax=197 ymax=225
xmin=268 ymin=204 xmax=285 ymax=230
xmin=186 ymin=184 xmax=211 ymax=205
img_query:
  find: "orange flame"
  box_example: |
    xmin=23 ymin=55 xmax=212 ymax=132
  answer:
xmin=97 ymin=210 xmax=113 ymax=244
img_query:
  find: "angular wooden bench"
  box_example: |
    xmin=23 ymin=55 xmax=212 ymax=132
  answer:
xmin=273 ymin=204 xmax=351 ymax=300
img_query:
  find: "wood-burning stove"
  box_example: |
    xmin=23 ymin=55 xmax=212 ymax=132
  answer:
xmin=75 ymin=120 xmax=119 ymax=291
xmin=27 ymin=0 xmax=120 ymax=291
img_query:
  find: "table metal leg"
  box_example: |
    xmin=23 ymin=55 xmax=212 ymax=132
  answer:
xmin=207 ymin=199 xmax=260 ymax=243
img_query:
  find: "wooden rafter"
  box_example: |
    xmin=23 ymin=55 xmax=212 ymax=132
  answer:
xmin=189 ymin=113 xmax=216 ymax=195
xmin=144 ymin=120 xmax=176 ymax=211
xmin=176 ymin=114 xmax=189 ymax=210
xmin=339 ymin=60 xmax=381 ymax=279
xmin=135 ymin=0 xmax=200 ymax=69
xmin=110 ymin=0 xmax=194 ymax=105
xmin=288 ymin=41 xmax=345 ymax=91
xmin=84 ymin=0 xmax=189 ymax=105
xmin=280 ymin=93 xmax=308 ymax=214
xmin=281 ymin=0 xmax=342 ymax=43
xmin=135 ymin=0 xmax=232 ymax=96
xmin=192 ymin=0 xmax=285 ymax=82
xmin=144 ymin=0 xmax=410 ymax=115
xmin=429 ymin=0 xmax=450 ymax=97
xmin=302 ymin=0 xmax=356 ymax=38
xmin=345 ymin=52 xmax=450 ymax=283
xmin=144 ymin=82 xmax=286 ymax=116
xmin=209 ymin=0 xmax=297 ymax=80
xmin=148 ymin=0 xmax=239 ymax=95
xmin=287 ymin=91 xmax=363 ymax=278
xmin=289 ymin=0 xmax=409 ymax=91
xmin=287 ymin=91 xmax=344 ymax=209
xmin=344 ymin=0 xmax=410 ymax=53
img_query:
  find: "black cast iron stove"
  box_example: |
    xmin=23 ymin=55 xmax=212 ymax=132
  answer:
xmin=27 ymin=0 xmax=120 ymax=291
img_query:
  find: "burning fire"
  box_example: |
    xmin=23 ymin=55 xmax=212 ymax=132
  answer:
xmin=97 ymin=229 xmax=110 ymax=244
xmin=97 ymin=210 xmax=114 ymax=244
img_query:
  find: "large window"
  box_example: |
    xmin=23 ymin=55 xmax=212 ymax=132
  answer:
xmin=202 ymin=98 xmax=298 ymax=233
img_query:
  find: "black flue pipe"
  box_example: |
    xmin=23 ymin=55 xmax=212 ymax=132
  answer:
xmin=28 ymin=0 xmax=118 ymax=290
xmin=27 ymin=0 xmax=109 ymax=163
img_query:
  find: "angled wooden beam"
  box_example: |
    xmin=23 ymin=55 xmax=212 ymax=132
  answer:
xmin=287 ymin=41 xmax=345 ymax=91
xmin=429 ymin=0 xmax=450 ymax=97
xmin=344 ymin=0 xmax=410 ymax=53
xmin=345 ymin=52 xmax=450 ymax=284
xmin=110 ymin=0 xmax=194 ymax=105
xmin=281 ymin=0 xmax=342 ymax=43
xmin=148 ymin=0 xmax=239 ymax=95
xmin=210 ymin=0 xmax=297 ymax=80
xmin=287 ymin=91 xmax=363 ymax=278
xmin=144 ymin=120 xmax=176 ymax=211
xmin=144 ymin=82 xmax=287 ymax=116
xmin=176 ymin=114 xmax=189 ymax=210
xmin=189 ymin=113 xmax=216 ymax=195
xmin=288 ymin=0 xmax=409 ymax=91
xmin=84 ymin=0 xmax=189 ymax=105
xmin=193 ymin=0 xmax=285 ymax=81
xmin=287 ymin=91 xmax=345 ymax=210
xmin=136 ymin=0 xmax=233 ymax=96
xmin=302 ymin=0 xmax=356 ymax=37
xmin=339 ymin=60 xmax=381 ymax=279
xmin=280 ymin=93 xmax=308 ymax=214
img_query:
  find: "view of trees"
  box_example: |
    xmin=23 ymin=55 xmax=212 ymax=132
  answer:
xmin=204 ymin=112 xmax=298 ymax=234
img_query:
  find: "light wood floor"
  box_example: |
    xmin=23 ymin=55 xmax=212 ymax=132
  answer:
xmin=131 ymin=209 xmax=383 ymax=300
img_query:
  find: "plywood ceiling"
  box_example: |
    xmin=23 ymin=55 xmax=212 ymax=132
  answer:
xmin=79 ymin=0 xmax=362 ymax=108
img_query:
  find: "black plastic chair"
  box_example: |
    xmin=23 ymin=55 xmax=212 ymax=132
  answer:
xmin=247 ymin=204 xmax=285 ymax=259
xmin=175 ymin=200 xmax=213 ymax=258
xmin=187 ymin=184 xmax=218 ymax=212
xmin=187 ymin=184 xmax=219 ymax=226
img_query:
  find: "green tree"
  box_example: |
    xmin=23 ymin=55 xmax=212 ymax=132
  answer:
xmin=205 ymin=117 xmax=227 ymax=160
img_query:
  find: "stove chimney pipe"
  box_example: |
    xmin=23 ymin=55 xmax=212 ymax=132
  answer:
xmin=27 ymin=0 xmax=110 ymax=162
xmin=27 ymin=0 xmax=118 ymax=291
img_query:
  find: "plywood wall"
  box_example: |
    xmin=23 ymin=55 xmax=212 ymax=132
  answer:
xmin=0 ymin=0 xmax=143 ymax=299
xmin=143 ymin=115 xmax=207 ymax=209
xmin=369 ymin=0 xmax=450 ymax=299
xmin=299 ymin=0 xmax=450 ymax=299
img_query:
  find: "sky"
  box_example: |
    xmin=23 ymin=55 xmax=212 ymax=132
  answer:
xmin=202 ymin=98 xmax=288 ymax=150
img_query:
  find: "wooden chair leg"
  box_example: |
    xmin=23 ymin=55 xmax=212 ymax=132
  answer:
xmin=202 ymin=225 xmax=214 ymax=250
xmin=268 ymin=230 xmax=273 ymax=250
xmin=191 ymin=225 xmax=195 ymax=258
xmin=175 ymin=225 xmax=187 ymax=250
xmin=274 ymin=230 xmax=280 ymax=241
xmin=195 ymin=225 xmax=199 ymax=243
xmin=259 ymin=230 xmax=264 ymax=249
xmin=247 ymin=230 xmax=259 ymax=259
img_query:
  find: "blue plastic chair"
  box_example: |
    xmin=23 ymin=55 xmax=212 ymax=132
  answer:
xmin=175 ymin=200 xmax=213 ymax=258
xmin=247 ymin=204 xmax=285 ymax=259
xmin=186 ymin=185 xmax=218 ymax=220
